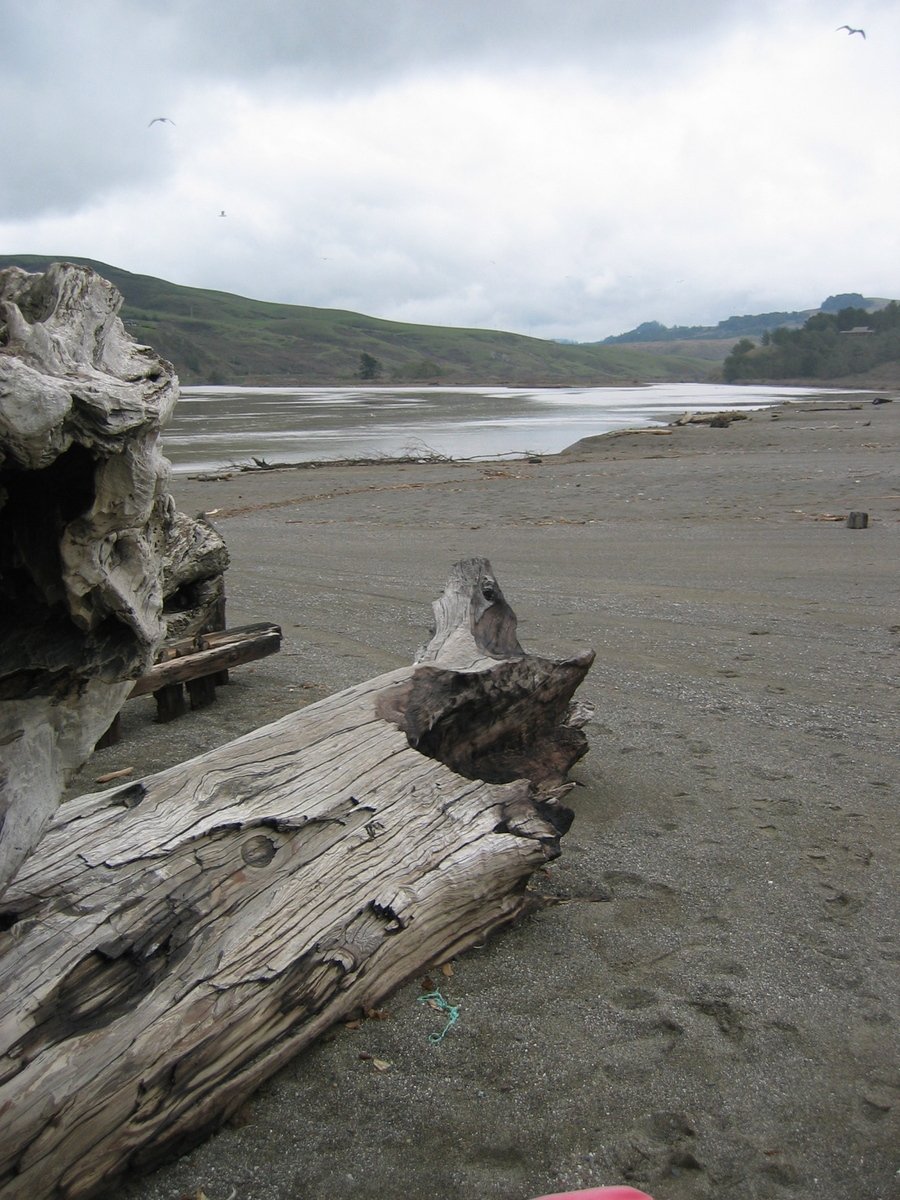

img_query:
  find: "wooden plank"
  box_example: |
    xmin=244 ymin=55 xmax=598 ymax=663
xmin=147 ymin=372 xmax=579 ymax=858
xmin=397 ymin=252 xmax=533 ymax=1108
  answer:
xmin=158 ymin=622 xmax=280 ymax=660
xmin=129 ymin=630 xmax=282 ymax=698
xmin=186 ymin=675 xmax=217 ymax=710
xmin=154 ymin=682 xmax=187 ymax=722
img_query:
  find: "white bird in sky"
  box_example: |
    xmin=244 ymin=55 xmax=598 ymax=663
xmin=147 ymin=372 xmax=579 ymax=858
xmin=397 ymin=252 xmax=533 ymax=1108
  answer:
xmin=148 ymin=116 xmax=176 ymax=126
xmin=836 ymin=24 xmax=866 ymax=38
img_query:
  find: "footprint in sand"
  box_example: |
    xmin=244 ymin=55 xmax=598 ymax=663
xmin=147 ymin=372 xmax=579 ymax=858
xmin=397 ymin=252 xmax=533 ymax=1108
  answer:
xmin=820 ymin=882 xmax=865 ymax=919
xmin=610 ymin=1110 xmax=705 ymax=1186
xmin=598 ymin=1019 xmax=684 ymax=1081
xmin=749 ymin=766 xmax=795 ymax=781
xmin=687 ymin=992 xmax=748 ymax=1044
xmin=858 ymin=1079 xmax=898 ymax=1122
xmin=610 ymin=986 xmax=658 ymax=1011
xmin=602 ymin=870 xmax=678 ymax=901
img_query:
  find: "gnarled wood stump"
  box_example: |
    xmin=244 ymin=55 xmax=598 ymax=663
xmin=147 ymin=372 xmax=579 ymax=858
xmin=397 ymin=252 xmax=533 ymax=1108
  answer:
xmin=0 ymin=559 xmax=593 ymax=1200
xmin=0 ymin=261 xmax=228 ymax=895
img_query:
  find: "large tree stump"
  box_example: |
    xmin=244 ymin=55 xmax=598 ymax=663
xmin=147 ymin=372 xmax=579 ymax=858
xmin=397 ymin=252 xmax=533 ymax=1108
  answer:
xmin=0 ymin=559 xmax=593 ymax=1200
xmin=0 ymin=262 xmax=229 ymax=896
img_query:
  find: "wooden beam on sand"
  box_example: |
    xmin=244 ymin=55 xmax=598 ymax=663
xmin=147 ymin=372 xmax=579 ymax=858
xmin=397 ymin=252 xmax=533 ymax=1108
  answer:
xmin=128 ymin=625 xmax=283 ymax=697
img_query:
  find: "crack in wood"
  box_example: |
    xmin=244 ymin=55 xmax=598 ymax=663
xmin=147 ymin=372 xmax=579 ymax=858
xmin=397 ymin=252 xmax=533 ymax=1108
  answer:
xmin=0 ymin=557 xmax=594 ymax=1200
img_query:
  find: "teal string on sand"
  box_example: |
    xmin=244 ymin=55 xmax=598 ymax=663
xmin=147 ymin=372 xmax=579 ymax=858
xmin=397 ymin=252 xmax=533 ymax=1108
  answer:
xmin=418 ymin=990 xmax=460 ymax=1043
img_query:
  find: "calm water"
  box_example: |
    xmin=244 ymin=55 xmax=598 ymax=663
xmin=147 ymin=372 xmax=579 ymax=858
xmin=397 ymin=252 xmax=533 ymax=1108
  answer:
xmin=160 ymin=383 xmax=832 ymax=475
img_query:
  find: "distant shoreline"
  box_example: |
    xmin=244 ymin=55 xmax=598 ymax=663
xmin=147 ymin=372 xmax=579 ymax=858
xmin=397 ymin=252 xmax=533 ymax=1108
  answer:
xmin=175 ymin=387 xmax=893 ymax=481
xmin=165 ymin=381 xmax=874 ymax=477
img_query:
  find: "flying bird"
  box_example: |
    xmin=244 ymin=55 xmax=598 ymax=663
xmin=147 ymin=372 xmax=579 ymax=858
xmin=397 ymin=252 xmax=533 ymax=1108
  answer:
xmin=836 ymin=25 xmax=866 ymax=37
xmin=148 ymin=116 xmax=176 ymax=125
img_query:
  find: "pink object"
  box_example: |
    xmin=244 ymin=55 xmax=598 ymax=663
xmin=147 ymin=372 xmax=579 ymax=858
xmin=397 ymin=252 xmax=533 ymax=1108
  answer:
xmin=530 ymin=1189 xmax=655 ymax=1200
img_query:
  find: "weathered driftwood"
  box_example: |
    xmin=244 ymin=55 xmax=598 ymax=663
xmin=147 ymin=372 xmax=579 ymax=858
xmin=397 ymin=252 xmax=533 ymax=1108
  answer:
xmin=0 ymin=559 xmax=593 ymax=1200
xmin=159 ymin=509 xmax=229 ymax=641
xmin=95 ymin=624 xmax=284 ymax=743
xmin=122 ymin=621 xmax=283 ymax=727
xmin=0 ymin=262 xmax=230 ymax=895
xmin=0 ymin=262 xmax=178 ymax=894
xmin=156 ymin=621 xmax=282 ymax=662
xmin=128 ymin=622 xmax=283 ymax=698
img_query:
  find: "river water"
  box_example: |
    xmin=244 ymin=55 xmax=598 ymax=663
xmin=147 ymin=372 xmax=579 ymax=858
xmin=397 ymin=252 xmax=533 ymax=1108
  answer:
xmin=160 ymin=382 xmax=833 ymax=475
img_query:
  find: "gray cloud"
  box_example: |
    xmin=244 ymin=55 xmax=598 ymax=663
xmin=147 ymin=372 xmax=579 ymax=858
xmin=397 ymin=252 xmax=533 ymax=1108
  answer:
xmin=3 ymin=0 xmax=898 ymax=340
xmin=145 ymin=0 xmax=757 ymax=82
xmin=2 ymin=4 xmax=187 ymax=216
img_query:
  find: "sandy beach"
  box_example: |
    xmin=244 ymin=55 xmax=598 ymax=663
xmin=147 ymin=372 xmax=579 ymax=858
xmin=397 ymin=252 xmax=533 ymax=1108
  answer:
xmin=68 ymin=395 xmax=898 ymax=1200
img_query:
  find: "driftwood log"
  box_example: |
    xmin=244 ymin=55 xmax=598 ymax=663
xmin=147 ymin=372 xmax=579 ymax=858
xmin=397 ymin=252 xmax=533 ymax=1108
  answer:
xmin=0 ymin=262 xmax=228 ymax=895
xmin=0 ymin=558 xmax=593 ymax=1200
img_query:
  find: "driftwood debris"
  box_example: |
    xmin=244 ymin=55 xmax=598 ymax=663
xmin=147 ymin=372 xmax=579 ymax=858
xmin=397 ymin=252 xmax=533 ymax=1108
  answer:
xmin=0 ymin=558 xmax=593 ymax=1200
xmin=0 ymin=262 xmax=230 ymax=895
xmin=0 ymin=262 xmax=177 ymax=893
xmin=96 ymin=623 xmax=284 ymax=747
xmin=131 ymin=622 xmax=282 ymax=694
xmin=129 ymin=621 xmax=283 ymax=720
xmin=674 ymin=409 xmax=749 ymax=428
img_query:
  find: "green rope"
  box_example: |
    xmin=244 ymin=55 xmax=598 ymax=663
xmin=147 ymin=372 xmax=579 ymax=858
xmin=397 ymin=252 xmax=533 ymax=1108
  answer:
xmin=418 ymin=990 xmax=460 ymax=1043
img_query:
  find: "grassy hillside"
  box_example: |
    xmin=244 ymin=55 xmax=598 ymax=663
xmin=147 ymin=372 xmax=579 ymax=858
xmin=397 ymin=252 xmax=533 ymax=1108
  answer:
xmin=0 ymin=255 xmax=719 ymax=387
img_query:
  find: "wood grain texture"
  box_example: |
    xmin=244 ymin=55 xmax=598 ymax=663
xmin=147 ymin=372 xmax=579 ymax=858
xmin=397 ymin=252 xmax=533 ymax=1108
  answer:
xmin=0 ymin=559 xmax=593 ymax=1200
xmin=0 ymin=262 xmax=227 ymax=894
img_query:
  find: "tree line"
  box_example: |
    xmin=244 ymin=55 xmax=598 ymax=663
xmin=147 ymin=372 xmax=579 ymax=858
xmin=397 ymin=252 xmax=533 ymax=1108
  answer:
xmin=723 ymin=301 xmax=900 ymax=381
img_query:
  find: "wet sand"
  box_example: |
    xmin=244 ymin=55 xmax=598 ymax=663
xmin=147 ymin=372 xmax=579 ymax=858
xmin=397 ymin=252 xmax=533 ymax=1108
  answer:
xmin=72 ymin=396 xmax=898 ymax=1200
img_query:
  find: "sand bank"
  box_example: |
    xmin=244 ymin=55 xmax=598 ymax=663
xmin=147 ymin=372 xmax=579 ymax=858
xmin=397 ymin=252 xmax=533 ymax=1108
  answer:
xmin=68 ymin=396 xmax=898 ymax=1200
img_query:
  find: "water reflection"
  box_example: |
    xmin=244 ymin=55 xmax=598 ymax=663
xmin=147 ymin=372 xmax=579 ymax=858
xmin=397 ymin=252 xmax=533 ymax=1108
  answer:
xmin=161 ymin=383 xmax=832 ymax=474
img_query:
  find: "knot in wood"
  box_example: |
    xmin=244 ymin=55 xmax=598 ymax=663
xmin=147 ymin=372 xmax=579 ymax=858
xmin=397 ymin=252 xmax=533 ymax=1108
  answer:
xmin=241 ymin=834 xmax=277 ymax=867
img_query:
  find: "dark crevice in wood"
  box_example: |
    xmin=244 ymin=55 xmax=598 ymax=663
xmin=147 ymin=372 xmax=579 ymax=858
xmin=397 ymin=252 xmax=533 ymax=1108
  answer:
xmin=0 ymin=558 xmax=593 ymax=1200
xmin=110 ymin=781 xmax=147 ymax=809
xmin=0 ymin=445 xmax=135 ymax=700
xmin=15 ymin=907 xmax=201 ymax=1054
xmin=391 ymin=652 xmax=594 ymax=789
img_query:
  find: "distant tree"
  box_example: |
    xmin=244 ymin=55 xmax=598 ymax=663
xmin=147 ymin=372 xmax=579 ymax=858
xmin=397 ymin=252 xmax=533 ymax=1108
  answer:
xmin=722 ymin=338 xmax=757 ymax=381
xmin=722 ymin=298 xmax=900 ymax=382
xmin=870 ymin=300 xmax=900 ymax=332
xmin=358 ymin=352 xmax=381 ymax=380
xmin=804 ymin=312 xmax=837 ymax=333
xmin=835 ymin=306 xmax=871 ymax=331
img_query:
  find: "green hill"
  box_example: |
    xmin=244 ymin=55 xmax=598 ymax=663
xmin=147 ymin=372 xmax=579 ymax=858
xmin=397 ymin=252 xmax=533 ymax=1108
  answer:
xmin=0 ymin=255 xmax=718 ymax=387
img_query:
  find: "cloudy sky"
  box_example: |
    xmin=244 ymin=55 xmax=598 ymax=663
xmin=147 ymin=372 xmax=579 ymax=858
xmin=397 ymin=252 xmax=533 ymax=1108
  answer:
xmin=3 ymin=0 xmax=897 ymax=341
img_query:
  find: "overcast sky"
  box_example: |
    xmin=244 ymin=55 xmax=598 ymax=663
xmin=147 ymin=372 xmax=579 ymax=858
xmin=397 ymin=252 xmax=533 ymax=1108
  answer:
xmin=3 ymin=0 xmax=897 ymax=341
